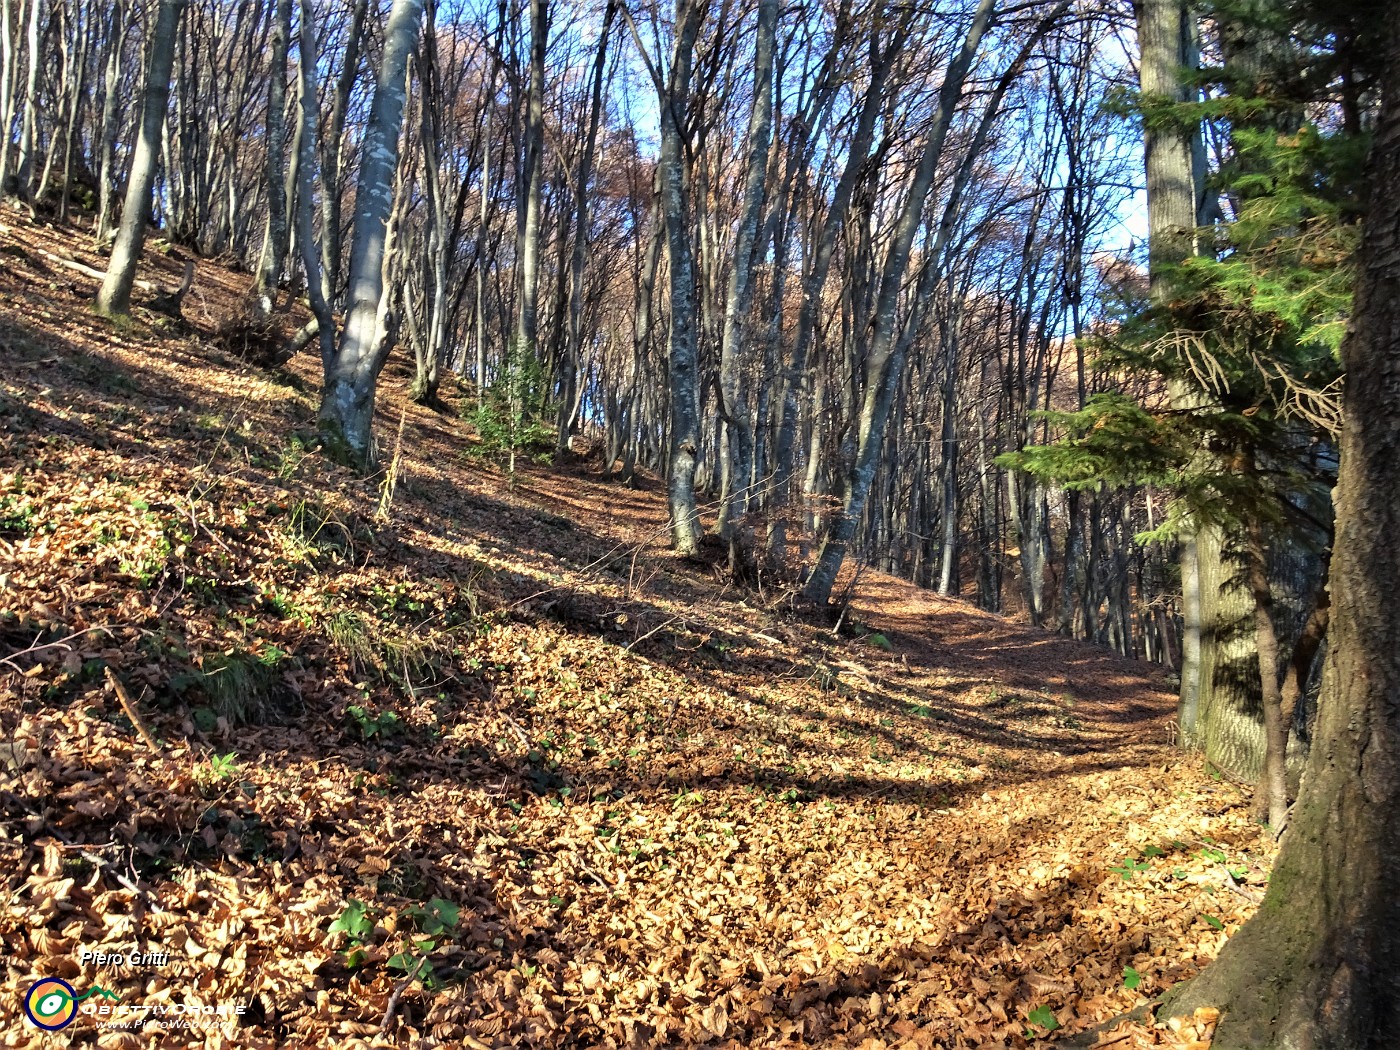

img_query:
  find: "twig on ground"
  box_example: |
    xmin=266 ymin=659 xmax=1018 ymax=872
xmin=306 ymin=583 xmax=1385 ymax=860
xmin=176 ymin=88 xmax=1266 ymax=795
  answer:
xmin=104 ymin=666 xmax=162 ymax=754
xmin=0 ymin=625 xmax=123 ymax=674
xmin=1220 ymin=865 xmax=1263 ymax=904
xmin=378 ymin=954 xmax=429 ymax=1034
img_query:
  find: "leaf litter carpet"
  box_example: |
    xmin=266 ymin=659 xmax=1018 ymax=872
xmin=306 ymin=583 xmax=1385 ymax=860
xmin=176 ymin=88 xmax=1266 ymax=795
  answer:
xmin=0 ymin=215 xmax=1267 ymax=1047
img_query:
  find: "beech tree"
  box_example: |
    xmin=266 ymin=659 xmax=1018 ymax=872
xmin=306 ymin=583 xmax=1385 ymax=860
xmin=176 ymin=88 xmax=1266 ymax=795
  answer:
xmin=95 ymin=0 xmax=186 ymax=318
xmin=317 ymin=0 xmax=426 ymax=468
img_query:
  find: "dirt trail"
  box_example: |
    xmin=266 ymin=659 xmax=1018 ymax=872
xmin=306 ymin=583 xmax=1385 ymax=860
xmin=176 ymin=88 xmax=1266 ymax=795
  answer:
xmin=0 ymin=213 xmax=1252 ymax=1049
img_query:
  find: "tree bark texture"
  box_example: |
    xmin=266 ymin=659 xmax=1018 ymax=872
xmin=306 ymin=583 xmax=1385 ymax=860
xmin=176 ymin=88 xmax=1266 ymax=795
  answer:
xmin=318 ymin=0 xmax=425 ymax=469
xmin=1161 ymin=20 xmax=1400 ymax=1044
xmin=96 ymin=0 xmax=186 ymax=318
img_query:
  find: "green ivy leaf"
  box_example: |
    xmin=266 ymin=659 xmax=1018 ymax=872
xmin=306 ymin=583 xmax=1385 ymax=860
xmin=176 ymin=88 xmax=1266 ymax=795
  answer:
xmin=1123 ymin=966 xmax=1141 ymax=991
xmin=329 ymin=899 xmax=372 ymax=942
xmin=1027 ymin=1004 xmax=1060 ymax=1032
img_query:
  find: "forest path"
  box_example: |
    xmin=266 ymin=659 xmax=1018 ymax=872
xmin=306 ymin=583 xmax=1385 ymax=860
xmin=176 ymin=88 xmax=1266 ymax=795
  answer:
xmin=0 ymin=212 xmax=1248 ymax=1049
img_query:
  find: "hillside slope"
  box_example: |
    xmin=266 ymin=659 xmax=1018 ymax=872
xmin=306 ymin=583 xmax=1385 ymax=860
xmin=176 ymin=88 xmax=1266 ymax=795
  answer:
xmin=0 ymin=216 xmax=1257 ymax=1049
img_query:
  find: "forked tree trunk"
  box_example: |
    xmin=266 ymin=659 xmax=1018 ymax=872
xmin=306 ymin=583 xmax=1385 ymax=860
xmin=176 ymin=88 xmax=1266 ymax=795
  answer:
xmin=317 ymin=0 xmax=425 ymax=468
xmin=96 ymin=0 xmax=186 ymax=318
xmin=1160 ymin=27 xmax=1400 ymax=1044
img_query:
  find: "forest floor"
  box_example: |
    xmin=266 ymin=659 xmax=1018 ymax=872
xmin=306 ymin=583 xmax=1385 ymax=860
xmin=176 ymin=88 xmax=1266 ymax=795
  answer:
xmin=0 ymin=213 xmax=1265 ymax=1049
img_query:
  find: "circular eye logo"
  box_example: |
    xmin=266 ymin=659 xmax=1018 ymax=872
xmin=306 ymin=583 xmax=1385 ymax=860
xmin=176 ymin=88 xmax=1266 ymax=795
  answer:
xmin=24 ymin=978 xmax=78 ymax=1030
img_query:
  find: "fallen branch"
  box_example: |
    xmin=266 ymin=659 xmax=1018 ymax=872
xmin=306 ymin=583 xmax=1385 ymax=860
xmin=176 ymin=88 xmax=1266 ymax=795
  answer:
xmin=54 ymin=839 xmax=166 ymax=915
xmin=37 ymin=247 xmax=157 ymax=292
xmin=104 ymin=666 xmax=162 ymax=755
xmin=378 ymin=954 xmax=429 ymax=1034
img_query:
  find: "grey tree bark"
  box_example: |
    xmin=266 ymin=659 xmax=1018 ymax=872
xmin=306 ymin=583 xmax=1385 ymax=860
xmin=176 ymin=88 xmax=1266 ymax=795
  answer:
xmin=317 ymin=0 xmax=425 ymax=468
xmin=294 ymin=0 xmax=336 ymax=371
xmin=13 ymin=0 xmax=40 ymax=193
xmin=626 ymin=0 xmax=706 ymax=553
xmin=319 ymin=0 xmax=370 ymax=307
xmin=95 ymin=0 xmax=186 ymax=318
xmin=1133 ymin=0 xmax=1224 ymax=748
xmin=716 ymin=0 xmax=778 ymax=571
xmin=512 ymin=0 xmax=548 ymax=371
xmin=253 ymin=0 xmax=293 ymax=316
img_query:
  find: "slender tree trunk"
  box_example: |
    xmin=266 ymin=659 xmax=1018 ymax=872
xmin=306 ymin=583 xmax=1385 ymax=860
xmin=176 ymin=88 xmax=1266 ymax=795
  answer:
xmin=650 ymin=0 xmax=705 ymax=554
xmin=556 ymin=0 xmax=615 ymax=454
xmin=55 ymin=0 xmax=91 ymax=224
xmin=253 ymin=0 xmax=293 ymax=315
xmin=0 ymin=0 xmax=15 ymax=189
xmin=767 ymin=24 xmax=904 ymax=559
xmin=803 ymin=0 xmax=996 ymax=605
xmin=317 ymin=0 xmax=425 ymax=468
xmin=717 ymin=0 xmax=778 ymax=571
xmin=1160 ymin=29 xmax=1400 ymax=1041
xmin=294 ymin=0 xmax=336 ymax=371
xmin=319 ymin=0 xmax=370 ymax=306
xmin=513 ymin=0 xmax=547 ymax=370
xmin=96 ymin=0 xmax=186 ymax=318
xmin=1245 ymin=514 xmax=1290 ymax=830
xmin=13 ymin=0 xmax=40 ymax=193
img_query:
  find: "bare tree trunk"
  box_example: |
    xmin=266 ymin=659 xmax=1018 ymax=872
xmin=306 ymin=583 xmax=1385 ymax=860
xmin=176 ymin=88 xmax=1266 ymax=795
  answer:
xmin=717 ymin=0 xmax=778 ymax=572
xmin=13 ymin=0 xmax=40 ymax=193
xmin=294 ymin=0 xmax=335 ymax=370
xmin=320 ymin=0 xmax=369 ymax=306
xmin=803 ymin=0 xmax=996 ymax=605
xmin=767 ymin=19 xmax=905 ymax=559
xmin=317 ymin=0 xmax=425 ymax=468
xmin=55 ymin=0 xmax=92 ymax=223
xmin=555 ymin=0 xmax=616 ymax=455
xmin=96 ymin=0 xmax=186 ymax=318
xmin=0 ymin=0 xmax=14 ymax=188
xmin=512 ymin=0 xmax=547 ymax=368
xmin=639 ymin=0 xmax=706 ymax=554
xmin=253 ymin=0 xmax=293 ymax=315
xmin=1161 ymin=29 xmax=1400 ymax=1040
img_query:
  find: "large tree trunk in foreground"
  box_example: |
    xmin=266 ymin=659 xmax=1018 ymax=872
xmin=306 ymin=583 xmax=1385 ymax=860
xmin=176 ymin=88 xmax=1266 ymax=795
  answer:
xmin=96 ymin=0 xmax=186 ymax=318
xmin=317 ymin=0 xmax=424 ymax=469
xmin=1160 ymin=25 xmax=1400 ymax=1045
